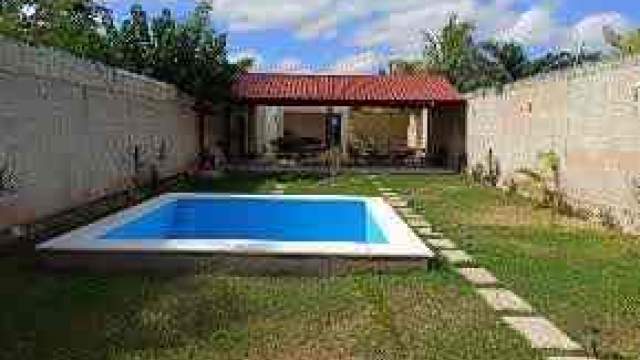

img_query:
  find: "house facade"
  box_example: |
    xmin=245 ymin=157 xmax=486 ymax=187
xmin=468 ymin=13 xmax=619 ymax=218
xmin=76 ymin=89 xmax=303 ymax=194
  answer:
xmin=204 ymin=72 xmax=467 ymax=170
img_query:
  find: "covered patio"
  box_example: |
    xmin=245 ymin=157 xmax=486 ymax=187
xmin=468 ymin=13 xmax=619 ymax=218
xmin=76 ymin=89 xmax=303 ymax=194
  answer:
xmin=210 ymin=73 xmax=466 ymax=172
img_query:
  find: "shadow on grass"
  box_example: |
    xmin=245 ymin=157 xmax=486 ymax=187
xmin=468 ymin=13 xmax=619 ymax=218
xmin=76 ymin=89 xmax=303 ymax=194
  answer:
xmin=0 ymin=247 xmax=254 ymax=360
xmin=173 ymin=172 xmax=325 ymax=194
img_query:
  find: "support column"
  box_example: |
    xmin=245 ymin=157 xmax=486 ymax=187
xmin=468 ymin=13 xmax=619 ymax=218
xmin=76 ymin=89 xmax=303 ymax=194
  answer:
xmin=422 ymin=107 xmax=430 ymax=152
xmin=407 ymin=111 xmax=417 ymax=148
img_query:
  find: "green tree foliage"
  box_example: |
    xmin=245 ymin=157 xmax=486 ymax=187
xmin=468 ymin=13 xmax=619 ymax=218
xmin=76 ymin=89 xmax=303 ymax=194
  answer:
xmin=113 ymin=3 xmax=152 ymax=74
xmin=604 ymin=26 xmax=640 ymax=55
xmin=0 ymin=0 xmax=112 ymax=60
xmin=0 ymin=1 xmax=241 ymax=106
xmin=478 ymin=41 xmax=530 ymax=82
xmin=405 ymin=14 xmax=602 ymax=93
xmin=422 ymin=15 xmax=480 ymax=92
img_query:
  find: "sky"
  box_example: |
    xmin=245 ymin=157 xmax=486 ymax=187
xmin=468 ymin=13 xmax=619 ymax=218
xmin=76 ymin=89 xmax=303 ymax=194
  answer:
xmin=103 ymin=0 xmax=639 ymax=73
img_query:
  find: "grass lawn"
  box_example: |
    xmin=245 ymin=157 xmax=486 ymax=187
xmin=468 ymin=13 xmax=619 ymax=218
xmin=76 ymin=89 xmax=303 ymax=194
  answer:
xmin=380 ymin=174 xmax=640 ymax=359
xmin=1 ymin=172 xmax=638 ymax=359
xmin=0 ymin=173 xmax=543 ymax=360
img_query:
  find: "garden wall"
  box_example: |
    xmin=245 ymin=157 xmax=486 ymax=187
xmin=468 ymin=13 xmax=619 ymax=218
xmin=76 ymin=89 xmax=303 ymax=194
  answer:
xmin=467 ymin=56 xmax=640 ymax=233
xmin=0 ymin=38 xmax=198 ymax=229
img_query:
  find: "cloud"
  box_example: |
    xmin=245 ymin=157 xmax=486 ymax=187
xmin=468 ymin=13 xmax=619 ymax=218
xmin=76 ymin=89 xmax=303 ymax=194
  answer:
xmin=295 ymin=13 xmax=339 ymax=40
xmin=330 ymin=51 xmax=385 ymax=73
xmin=352 ymin=0 xmax=515 ymax=58
xmin=110 ymin=1 xmax=635 ymax=71
xmin=568 ymin=12 xmax=630 ymax=50
xmin=352 ymin=1 xmax=632 ymax=58
xmin=206 ymin=0 xmax=332 ymax=32
xmin=496 ymin=6 xmax=557 ymax=45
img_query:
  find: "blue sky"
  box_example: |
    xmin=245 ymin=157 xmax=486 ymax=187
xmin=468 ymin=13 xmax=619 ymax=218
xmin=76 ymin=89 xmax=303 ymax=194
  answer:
xmin=105 ymin=0 xmax=639 ymax=73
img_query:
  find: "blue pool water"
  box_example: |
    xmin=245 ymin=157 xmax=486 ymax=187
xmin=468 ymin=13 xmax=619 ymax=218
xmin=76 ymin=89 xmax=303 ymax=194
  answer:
xmin=101 ymin=198 xmax=388 ymax=243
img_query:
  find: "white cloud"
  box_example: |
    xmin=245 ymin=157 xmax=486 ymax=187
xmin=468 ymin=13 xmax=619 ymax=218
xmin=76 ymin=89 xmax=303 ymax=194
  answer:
xmin=206 ymin=0 xmax=332 ymax=32
xmin=568 ymin=12 xmax=630 ymax=50
xmin=351 ymin=1 xmax=632 ymax=58
xmin=108 ymin=1 xmax=635 ymax=70
xmin=296 ymin=14 xmax=339 ymax=40
xmin=496 ymin=7 xmax=557 ymax=45
xmin=330 ymin=51 xmax=385 ymax=74
xmin=352 ymin=0 xmax=516 ymax=58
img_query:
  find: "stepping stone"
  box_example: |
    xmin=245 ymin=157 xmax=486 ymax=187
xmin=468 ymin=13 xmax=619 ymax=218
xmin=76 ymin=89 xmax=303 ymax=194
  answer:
xmin=270 ymin=190 xmax=285 ymax=195
xmin=381 ymin=192 xmax=398 ymax=197
xmin=415 ymin=227 xmax=436 ymax=236
xmin=476 ymin=288 xmax=534 ymax=312
xmin=404 ymin=214 xmax=424 ymax=220
xmin=456 ymin=268 xmax=498 ymax=286
xmin=397 ymin=207 xmax=415 ymax=217
xmin=406 ymin=218 xmax=431 ymax=228
xmin=426 ymin=238 xmax=456 ymax=249
xmin=502 ymin=317 xmax=582 ymax=351
xmin=440 ymin=250 xmax=473 ymax=264
xmin=378 ymin=187 xmax=393 ymax=192
xmin=547 ymin=357 xmax=598 ymax=360
xmin=387 ymin=199 xmax=408 ymax=208
xmin=419 ymin=230 xmax=444 ymax=238
xmin=274 ymin=184 xmax=287 ymax=190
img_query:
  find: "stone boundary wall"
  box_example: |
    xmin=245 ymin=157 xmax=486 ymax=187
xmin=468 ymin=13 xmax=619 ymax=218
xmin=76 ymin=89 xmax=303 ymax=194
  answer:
xmin=467 ymin=56 xmax=640 ymax=233
xmin=0 ymin=38 xmax=198 ymax=228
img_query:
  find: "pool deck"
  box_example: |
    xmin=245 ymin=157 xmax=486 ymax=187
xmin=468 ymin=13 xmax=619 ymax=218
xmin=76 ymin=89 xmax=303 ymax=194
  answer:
xmin=37 ymin=193 xmax=433 ymax=274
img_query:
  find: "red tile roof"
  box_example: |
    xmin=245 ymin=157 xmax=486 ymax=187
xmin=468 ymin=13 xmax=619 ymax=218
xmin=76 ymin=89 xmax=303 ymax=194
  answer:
xmin=232 ymin=73 xmax=463 ymax=107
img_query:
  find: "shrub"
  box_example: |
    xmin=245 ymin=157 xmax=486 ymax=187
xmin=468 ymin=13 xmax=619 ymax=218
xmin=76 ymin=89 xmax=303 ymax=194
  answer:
xmin=468 ymin=149 xmax=500 ymax=186
xmin=515 ymin=150 xmax=569 ymax=212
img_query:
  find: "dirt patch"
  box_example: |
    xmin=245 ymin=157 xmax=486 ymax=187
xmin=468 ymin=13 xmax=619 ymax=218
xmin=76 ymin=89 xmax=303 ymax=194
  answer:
xmin=473 ymin=204 xmax=611 ymax=232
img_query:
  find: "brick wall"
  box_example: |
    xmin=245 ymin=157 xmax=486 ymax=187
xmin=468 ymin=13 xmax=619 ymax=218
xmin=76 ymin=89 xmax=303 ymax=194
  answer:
xmin=467 ymin=56 xmax=640 ymax=233
xmin=0 ymin=38 xmax=198 ymax=228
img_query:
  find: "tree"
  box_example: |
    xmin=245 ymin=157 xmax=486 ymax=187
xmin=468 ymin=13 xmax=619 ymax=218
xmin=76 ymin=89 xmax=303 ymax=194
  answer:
xmin=478 ymin=41 xmax=530 ymax=82
xmin=604 ymin=26 xmax=640 ymax=55
xmin=149 ymin=8 xmax=177 ymax=83
xmin=0 ymin=0 xmax=112 ymax=60
xmin=399 ymin=14 xmax=605 ymax=93
xmin=102 ymin=2 xmax=237 ymax=105
xmin=1 ymin=0 xmax=245 ymax=114
xmin=170 ymin=2 xmax=234 ymax=103
xmin=421 ymin=15 xmax=512 ymax=92
xmin=422 ymin=15 xmax=478 ymax=91
xmin=527 ymin=49 xmax=601 ymax=74
xmin=387 ymin=59 xmax=424 ymax=75
xmin=114 ymin=3 xmax=152 ymax=74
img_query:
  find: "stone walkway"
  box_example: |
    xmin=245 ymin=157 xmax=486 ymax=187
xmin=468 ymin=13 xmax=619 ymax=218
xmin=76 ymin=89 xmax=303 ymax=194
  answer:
xmin=376 ymin=183 xmax=596 ymax=360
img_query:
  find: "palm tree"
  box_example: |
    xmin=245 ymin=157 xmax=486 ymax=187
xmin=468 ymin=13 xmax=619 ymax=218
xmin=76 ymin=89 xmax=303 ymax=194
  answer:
xmin=479 ymin=41 xmax=530 ymax=82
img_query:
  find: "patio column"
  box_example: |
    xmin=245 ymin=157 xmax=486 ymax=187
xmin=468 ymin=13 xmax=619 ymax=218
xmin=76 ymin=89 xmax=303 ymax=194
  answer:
xmin=408 ymin=108 xmax=425 ymax=149
xmin=422 ymin=107 xmax=430 ymax=152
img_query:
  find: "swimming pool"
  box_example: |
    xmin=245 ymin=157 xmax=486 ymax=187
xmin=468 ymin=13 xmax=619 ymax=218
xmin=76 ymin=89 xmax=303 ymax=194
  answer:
xmin=37 ymin=194 xmax=433 ymax=273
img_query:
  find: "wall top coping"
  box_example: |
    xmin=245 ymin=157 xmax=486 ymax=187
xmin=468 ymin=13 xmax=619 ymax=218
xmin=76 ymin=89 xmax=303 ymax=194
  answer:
xmin=0 ymin=36 xmax=181 ymax=100
xmin=465 ymin=54 xmax=640 ymax=100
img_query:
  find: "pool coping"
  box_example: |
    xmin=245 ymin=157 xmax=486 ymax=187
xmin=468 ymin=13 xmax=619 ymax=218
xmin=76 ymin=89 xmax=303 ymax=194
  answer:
xmin=36 ymin=193 xmax=433 ymax=259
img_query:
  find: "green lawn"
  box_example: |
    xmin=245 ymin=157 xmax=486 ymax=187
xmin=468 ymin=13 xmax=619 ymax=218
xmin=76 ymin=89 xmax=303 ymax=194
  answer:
xmin=1 ymin=172 xmax=638 ymax=359
xmin=0 ymin=173 xmax=543 ymax=360
xmin=380 ymin=174 xmax=640 ymax=359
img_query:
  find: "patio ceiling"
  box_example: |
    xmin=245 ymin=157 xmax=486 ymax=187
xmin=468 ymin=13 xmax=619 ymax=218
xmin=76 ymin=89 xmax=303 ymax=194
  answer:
xmin=232 ymin=73 xmax=464 ymax=107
